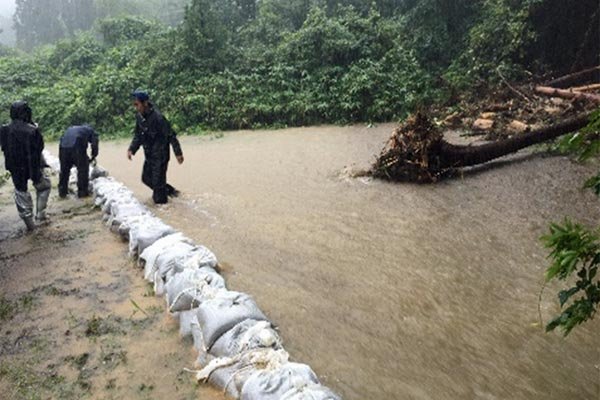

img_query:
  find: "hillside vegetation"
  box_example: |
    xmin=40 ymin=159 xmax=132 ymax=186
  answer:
xmin=0 ymin=0 xmax=597 ymax=139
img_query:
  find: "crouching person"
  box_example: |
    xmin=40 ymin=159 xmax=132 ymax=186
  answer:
xmin=58 ymin=125 xmax=99 ymax=198
xmin=0 ymin=101 xmax=51 ymax=231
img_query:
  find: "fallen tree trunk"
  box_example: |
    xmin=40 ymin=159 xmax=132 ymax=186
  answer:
xmin=535 ymin=86 xmax=600 ymax=103
xmin=545 ymin=66 xmax=600 ymax=88
xmin=372 ymin=113 xmax=591 ymax=183
xmin=438 ymin=114 xmax=590 ymax=168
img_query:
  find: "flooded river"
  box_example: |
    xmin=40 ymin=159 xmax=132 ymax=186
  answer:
xmin=83 ymin=124 xmax=598 ymax=399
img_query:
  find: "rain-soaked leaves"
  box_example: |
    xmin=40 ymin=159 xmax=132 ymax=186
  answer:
xmin=542 ymin=219 xmax=600 ymax=335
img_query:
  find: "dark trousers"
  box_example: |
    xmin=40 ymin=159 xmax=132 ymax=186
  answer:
xmin=59 ymin=147 xmax=89 ymax=197
xmin=141 ymin=159 xmax=175 ymax=204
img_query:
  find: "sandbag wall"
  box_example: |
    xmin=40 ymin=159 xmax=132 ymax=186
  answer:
xmin=42 ymin=151 xmax=341 ymax=400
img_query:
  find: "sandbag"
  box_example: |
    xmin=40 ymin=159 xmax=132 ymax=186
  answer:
xmin=90 ymin=164 xmax=108 ymax=180
xmin=102 ymin=193 xmax=139 ymax=215
xmin=92 ymin=178 xmax=125 ymax=204
xmin=197 ymin=348 xmax=289 ymax=399
xmin=211 ymin=319 xmax=282 ymax=358
xmin=107 ymin=201 xmax=148 ymax=232
xmin=166 ymin=268 xmax=226 ymax=313
xmin=116 ymin=215 xmax=148 ymax=240
xmin=241 ymin=362 xmax=320 ymax=400
xmin=160 ymin=245 xmax=219 ymax=287
xmin=279 ymin=384 xmax=342 ymax=400
xmin=154 ymin=243 xmax=197 ymax=281
xmin=128 ymin=217 xmax=176 ymax=257
xmin=140 ymin=233 xmax=193 ymax=280
xmin=196 ymin=291 xmax=269 ymax=349
xmin=179 ymin=309 xmax=199 ymax=338
xmin=174 ymin=246 xmax=219 ymax=271
xmin=42 ymin=150 xmax=61 ymax=172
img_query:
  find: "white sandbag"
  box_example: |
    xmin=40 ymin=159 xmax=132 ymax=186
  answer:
xmin=279 ymin=384 xmax=342 ymax=400
xmin=102 ymin=192 xmax=138 ymax=215
xmin=128 ymin=217 xmax=176 ymax=257
xmin=90 ymin=164 xmax=108 ymax=180
xmin=154 ymin=243 xmax=197 ymax=279
xmin=197 ymin=348 xmax=289 ymax=399
xmin=93 ymin=179 xmax=122 ymax=206
xmin=166 ymin=268 xmax=226 ymax=313
xmin=116 ymin=214 xmax=148 ymax=240
xmin=211 ymin=319 xmax=282 ymax=358
xmin=97 ymin=186 xmax=133 ymax=209
xmin=179 ymin=309 xmax=199 ymax=338
xmin=241 ymin=362 xmax=320 ymax=400
xmin=92 ymin=178 xmax=124 ymax=203
xmin=107 ymin=201 xmax=148 ymax=231
xmin=176 ymin=246 xmax=219 ymax=270
xmin=42 ymin=150 xmax=61 ymax=172
xmin=160 ymin=246 xmax=219 ymax=287
xmin=140 ymin=233 xmax=193 ymax=280
xmin=196 ymin=291 xmax=269 ymax=349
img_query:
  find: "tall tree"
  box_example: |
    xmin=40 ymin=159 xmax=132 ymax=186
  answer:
xmin=14 ymin=0 xmax=96 ymax=50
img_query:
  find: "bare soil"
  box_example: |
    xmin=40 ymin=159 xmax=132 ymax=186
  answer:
xmin=0 ymin=169 xmax=222 ymax=400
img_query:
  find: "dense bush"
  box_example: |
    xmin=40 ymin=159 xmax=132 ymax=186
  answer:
xmin=0 ymin=0 xmax=596 ymax=139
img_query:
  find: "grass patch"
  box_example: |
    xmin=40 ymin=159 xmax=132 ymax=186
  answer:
xmin=0 ymin=296 xmax=16 ymax=321
xmin=64 ymin=353 xmax=90 ymax=370
xmin=0 ymin=293 xmax=39 ymax=322
xmin=85 ymin=315 xmax=125 ymax=337
xmin=0 ymin=361 xmax=85 ymax=400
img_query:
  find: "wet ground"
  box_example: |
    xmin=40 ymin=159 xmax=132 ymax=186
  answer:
xmin=0 ymin=171 xmax=222 ymax=400
xmin=95 ymin=124 xmax=600 ymax=400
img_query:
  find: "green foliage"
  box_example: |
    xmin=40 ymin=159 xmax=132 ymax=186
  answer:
xmin=539 ymin=111 xmax=600 ymax=336
xmin=444 ymin=0 xmax=540 ymax=88
xmin=552 ymin=110 xmax=600 ymax=162
xmin=98 ymin=16 xmax=160 ymax=47
xmin=0 ymin=0 xmax=594 ymax=139
xmin=541 ymin=220 xmax=600 ymax=335
xmin=583 ymin=173 xmax=600 ymax=196
xmin=48 ymin=33 xmax=105 ymax=73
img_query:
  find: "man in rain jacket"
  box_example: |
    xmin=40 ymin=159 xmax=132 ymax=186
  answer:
xmin=127 ymin=90 xmax=184 ymax=204
xmin=0 ymin=101 xmax=51 ymax=230
xmin=58 ymin=125 xmax=99 ymax=198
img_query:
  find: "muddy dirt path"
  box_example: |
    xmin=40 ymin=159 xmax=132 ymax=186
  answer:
xmin=95 ymin=124 xmax=600 ymax=400
xmin=0 ymin=171 xmax=222 ymax=400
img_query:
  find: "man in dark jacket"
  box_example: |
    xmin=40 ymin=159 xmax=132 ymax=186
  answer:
xmin=127 ymin=91 xmax=184 ymax=204
xmin=58 ymin=125 xmax=99 ymax=198
xmin=0 ymin=101 xmax=51 ymax=230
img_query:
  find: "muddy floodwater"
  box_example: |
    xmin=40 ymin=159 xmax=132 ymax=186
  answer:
xmin=79 ymin=124 xmax=599 ymax=400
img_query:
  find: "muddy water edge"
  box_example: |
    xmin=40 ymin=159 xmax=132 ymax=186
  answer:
xmin=97 ymin=124 xmax=600 ymax=400
xmin=0 ymin=167 xmax=222 ymax=399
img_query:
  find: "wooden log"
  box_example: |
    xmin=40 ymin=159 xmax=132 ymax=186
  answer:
xmin=545 ymin=66 xmax=600 ymax=88
xmin=535 ymin=86 xmax=600 ymax=103
xmin=571 ymin=83 xmax=600 ymax=92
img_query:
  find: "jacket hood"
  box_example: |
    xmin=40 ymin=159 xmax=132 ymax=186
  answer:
xmin=10 ymin=101 xmax=32 ymax=123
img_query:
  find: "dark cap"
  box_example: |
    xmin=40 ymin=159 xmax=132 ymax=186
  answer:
xmin=131 ymin=90 xmax=150 ymax=102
